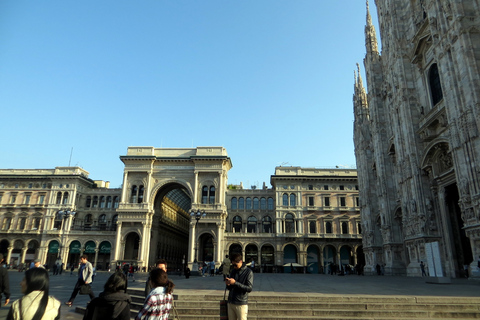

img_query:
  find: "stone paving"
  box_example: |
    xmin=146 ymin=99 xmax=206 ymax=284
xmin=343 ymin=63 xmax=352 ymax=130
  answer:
xmin=0 ymin=270 xmax=478 ymax=320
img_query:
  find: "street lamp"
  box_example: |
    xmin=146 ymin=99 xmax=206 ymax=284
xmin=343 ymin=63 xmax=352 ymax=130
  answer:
xmin=190 ymin=209 xmax=206 ymax=263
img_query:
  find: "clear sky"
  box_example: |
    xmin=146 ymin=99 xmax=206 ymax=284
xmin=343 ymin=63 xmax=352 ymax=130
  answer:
xmin=0 ymin=1 xmax=379 ymax=189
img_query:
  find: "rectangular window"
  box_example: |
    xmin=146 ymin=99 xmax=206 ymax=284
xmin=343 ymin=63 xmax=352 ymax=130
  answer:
xmin=355 ymin=197 xmax=359 ymax=207
xmin=309 ymin=221 xmax=316 ymax=233
xmin=340 ymin=197 xmax=346 ymax=207
xmin=0 ymin=193 xmax=3 ymax=204
xmin=324 ymin=197 xmax=330 ymax=207
xmin=339 ymin=185 xmax=344 ymax=190
xmin=308 ymin=197 xmax=314 ymax=206
xmin=28 ymin=183 xmax=33 ymax=188
xmin=25 ymin=194 xmax=31 ymax=204
xmin=355 ymin=185 xmax=359 ymax=190
xmin=324 ymin=185 xmax=329 ymax=190
xmin=39 ymin=194 xmax=45 ymax=204
xmin=308 ymin=185 xmax=313 ymax=190
xmin=10 ymin=193 xmax=17 ymax=204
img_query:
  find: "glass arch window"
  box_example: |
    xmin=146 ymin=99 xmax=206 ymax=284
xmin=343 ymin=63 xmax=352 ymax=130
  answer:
xmin=138 ymin=186 xmax=144 ymax=203
xmin=131 ymin=185 xmax=138 ymax=203
xmin=342 ymin=221 xmax=349 ymax=234
xmin=253 ymin=198 xmax=259 ymax=210
xmin=247 ymin=216 xmax=257 ymax=233
xmin=85 ymin=214 xmax=93 ymax=224
xmin=209 ymin=186 xmax=215 ymax=204
xmin=238 ymin=198 xmax=245 ymax=210
xmin=56 ymin=192 xmax=62 ymax=205
xmin=86 ymin=196 xmax=91 ymax=208
xmin=267 ymin=198 xmax=274 ymax=210
xmin=62 ymin=192 xmax=69 ymax=204
xmin=231 ymin=197 xmax=237 ymax=210
xmin=92 ymin=196 xmax=98 ymax=208
xmin=246 ymin=198 xmax=252 ymax=210
xmin=106 ymin=196 xmax=112 ymax=208
xmin=233 ymin=216 xmax=242 ymax=233
xmin=260 ymin=197 xmax=266 ymax=210
xmin=113 ymin=196 xmax=119 ymax=208
xmin=282 ymin=194 xmax=288 ymax=206
xmin=262 ymin=216 xmax=272 ymax=233
xmin=285 ymin=213 xmax=295 ymax=233
xmin=99 ymin=214 xmax=107 ymax=223
xmin=325 ymin=221 xmax=333 ymax=234
xmin=100 ymin=196 xmax=106 ymax=208
xmin=290 ymin=194 xmax=296 ymax=206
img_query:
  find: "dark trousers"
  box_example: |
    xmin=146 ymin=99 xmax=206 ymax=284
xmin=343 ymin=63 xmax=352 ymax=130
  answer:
xmin=68 ymin=279 xmax=95 ymax=302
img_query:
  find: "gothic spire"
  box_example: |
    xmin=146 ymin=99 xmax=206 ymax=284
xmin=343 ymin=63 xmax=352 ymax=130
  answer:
xmin=365 ymin=0 xmax=379 ymax=54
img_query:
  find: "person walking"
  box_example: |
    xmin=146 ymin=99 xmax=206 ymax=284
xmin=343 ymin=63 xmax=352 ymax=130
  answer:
xmin=83 ymin=272 xmax=131 ymax=320
xmin=222 ymin=255 xmax=231 ymax=279
xmin=420 ymin=261 xmax=427 ymax=277
xmin=7 ymin=267 xmax=60 ymax=320
xmin=65 ymin=254 xmax=95 ymax=307
xmin=225 ymin=253 xmax=254 ymax=320
xmin=135 ymin=269 xmax=175 ymax=320
xmin=0 ymin=254 xmax=10 ymax=307
xmin=210 ymin=260 xmax=216 ymax=276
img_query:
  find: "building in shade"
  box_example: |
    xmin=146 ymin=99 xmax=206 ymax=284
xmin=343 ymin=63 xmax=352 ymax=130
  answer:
xmin=353 ymin=1 xmax=480 ymax=278
xmin=0 ymin=147 xmax=361 ymax=274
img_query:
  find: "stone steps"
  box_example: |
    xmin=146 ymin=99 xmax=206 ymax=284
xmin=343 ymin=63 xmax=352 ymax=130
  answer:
xmin=74 ymin=288 xmax=480 ymax=319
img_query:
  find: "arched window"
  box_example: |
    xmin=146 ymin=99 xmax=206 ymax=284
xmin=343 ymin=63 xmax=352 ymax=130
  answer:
xmin=99 ymin=214 xmax=107 ymax=224
xmin=112 ymin=214 xmax=118 ymax=231
xmin=209 ymin=186 xmax=215 ymax=204
xmin=285 ymin=213 xmax=295 ymax=233
xmin=233 ymin=216 xmax=242 ymax=233
xmin=309 ymin=220 xmax=316 ymax=234
xmin=100 ymin=196 xmax=106 ymax=208
xmin=260 ymin=197 xmax=266 ymax=210
xmin=231 ymin=197 xmax=238 ymax=210
xmin=253 ymin=198 xmax=259 ymax=210
xmin=106 ymin=196 xmax=112 ymax=208
xmin=202 ymin=186 xmax=208 ymax=204
xmin=56 ymin=192 xmax=62 ymax=205
xmin=33 ymin=218 xmax=41 ymax=229
xmin=267 ymin=197 xmax=274 ymax=210
xmin=113 ymin=196 xmax=119 ymax=208
xmin=238 ymin=198 xmax=245 ymax=210
xmin=85 ymin=214 xmax=93 ymax=225
xmin=289 ymin=194 xmax=296 ymax=206
xmin=262 ymin=216 xmax=272 ymax=233
xmin=342 ymin=221 xmax=349 ymax=234
xmin=86 ymin=196 xmax=91 ymax=208
xmin=131 ymin=185 xmax=138 ymax=203
xmin=282 ymin=193 xmax=288 ymax=206
xmin=62 ymin=192 xmax=69 ymax=204
xmin=247 ymin=216 xmax=257 ymax=233
xmin=429 ymin=63 xmax=443 ymax=106
xmin=325 ymin=221 xmax=332 ymax=234
xmin=138 ymin=186 xmax=144 ymax=203
xmin=246 ymin=197 xmax=252 ymax=210
xmin=92 ymin=196 xmax=98 ymax=208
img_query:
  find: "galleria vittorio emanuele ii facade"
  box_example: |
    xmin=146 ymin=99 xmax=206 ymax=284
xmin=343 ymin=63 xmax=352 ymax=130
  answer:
xmin=354 ymin=1 xmax=480 ymax=279
xmin=0 ymin=147 xmax=362 ymax=274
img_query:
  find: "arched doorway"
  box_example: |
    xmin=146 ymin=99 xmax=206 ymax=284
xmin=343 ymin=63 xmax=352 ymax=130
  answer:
xmin=68 ymin=240 xmax=81 ymax=268
xmin=260 ymin=244 xmax=274 ymax=273
xmin=199 ymin=233 xmax=214 ymax=262
xmin=283 ymin=244 xmax=297 ymax=273
xmin=26 ymin=240 xmax=39 ymax=265
xmin=0 ymin=240 xmax=10 ymax=257
xmin=125 ymin=233 xmax=140 ymax=261
xmin=98 ymin=241 xmax=112 ymax=270
xmin=307 ymin=245 xmax=320 ymax=274
xmin=245 ymin=244 xmax=258 ymax=270
xmin=46 ymin=240 xmax=59 ymax=268
xmin=356 ymin=246 xmax=365 ymax=274
xmin=323 ymin=245 xmax=336 ymax=274
xmin=151 ymin=183 xmax=191 ymax=272
xmin=84 ymin=240 xmax=96 ymax=262
xmin=11 ymin=240 xmax=23 ymax=267
xmin=229 ymin=243 xmax=242 ymax=257
xmin=340 ymin=245 xmax=353 ymax=272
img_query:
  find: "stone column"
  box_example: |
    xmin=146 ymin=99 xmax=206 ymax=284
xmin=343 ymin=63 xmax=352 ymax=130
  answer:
xmin=6 ymin=246 xmax=13 ymax=265
xmin=94 ymin=248 xmax=99 ymax=269
xmin=21 ymin=247 xmax=27 ymax=264
xmin=114 ymin=222 xmax=123 ymax=261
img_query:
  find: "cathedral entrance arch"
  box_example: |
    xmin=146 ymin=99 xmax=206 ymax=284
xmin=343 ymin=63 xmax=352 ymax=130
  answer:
xmin=199 ymin=233 xmax=214 ymax=262
xmin=150 ymin=183 xmax=191 ymax=272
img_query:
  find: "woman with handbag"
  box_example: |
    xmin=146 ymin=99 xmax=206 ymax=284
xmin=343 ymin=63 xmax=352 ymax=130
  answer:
xmin=65 ymin=255 xmax=95 ymax=307
xmin=83 ymin=272 xmax=131 ymax=320
xmin=6 ymin=267 xmax=61 ymax=320
xmin=135 ymin=269 xmax=175 ymax=320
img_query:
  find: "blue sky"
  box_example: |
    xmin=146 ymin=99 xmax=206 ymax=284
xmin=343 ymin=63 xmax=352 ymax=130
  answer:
xmin=0 ymin=1 xmax=379 ymax=188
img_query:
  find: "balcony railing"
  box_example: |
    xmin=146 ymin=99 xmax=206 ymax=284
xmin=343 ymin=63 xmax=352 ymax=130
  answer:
xmin=71 ymin=225 xmax=117 ymax=232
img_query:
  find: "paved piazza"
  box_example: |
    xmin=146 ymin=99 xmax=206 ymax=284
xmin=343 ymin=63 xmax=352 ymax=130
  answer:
xmin=0 ymin=270 xmax=478 ymax=319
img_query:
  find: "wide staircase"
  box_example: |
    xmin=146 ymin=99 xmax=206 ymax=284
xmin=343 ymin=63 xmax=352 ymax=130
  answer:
xmin=77 ymin=287 xmax=480 ymax=319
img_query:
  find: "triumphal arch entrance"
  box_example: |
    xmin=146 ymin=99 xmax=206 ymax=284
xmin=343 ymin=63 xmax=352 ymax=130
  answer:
xmin=113 ymin=146 xmax=232 ymax=271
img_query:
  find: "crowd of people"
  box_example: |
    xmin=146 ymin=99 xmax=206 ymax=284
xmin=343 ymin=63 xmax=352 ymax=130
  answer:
xmin=0 ymin=253 xmax=255 ymax=320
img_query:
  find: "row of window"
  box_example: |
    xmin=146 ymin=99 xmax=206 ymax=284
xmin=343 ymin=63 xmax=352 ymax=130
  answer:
xmin=2 ymin=217 xmax=42 ymax=231
xmin=307 ymin=196 xmax=359 ymax=207
xmin=231 ymin=197 xmax=274 ymax=210
xmin=0 ymin=193 xmax=47 ymax=205
xmin=85 ymin=196 xmax=120 ymax=208
xmin=283 ymin=185 xmax=359 ymax=191
xmin=0 ymin=183 xmax=50 ymax=189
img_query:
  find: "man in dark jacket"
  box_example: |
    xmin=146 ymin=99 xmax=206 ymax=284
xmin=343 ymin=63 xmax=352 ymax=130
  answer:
xmin=0 ymin=254 xmax=10 ymax=306
xmin=225 ymin=253 xmax=253 ymax=320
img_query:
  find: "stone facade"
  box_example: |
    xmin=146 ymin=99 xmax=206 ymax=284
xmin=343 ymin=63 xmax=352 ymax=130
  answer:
xmin=353 ymin=1 xmax=480 ymax=278
xmin=0 ymin=147 xmax=362 ymax=274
